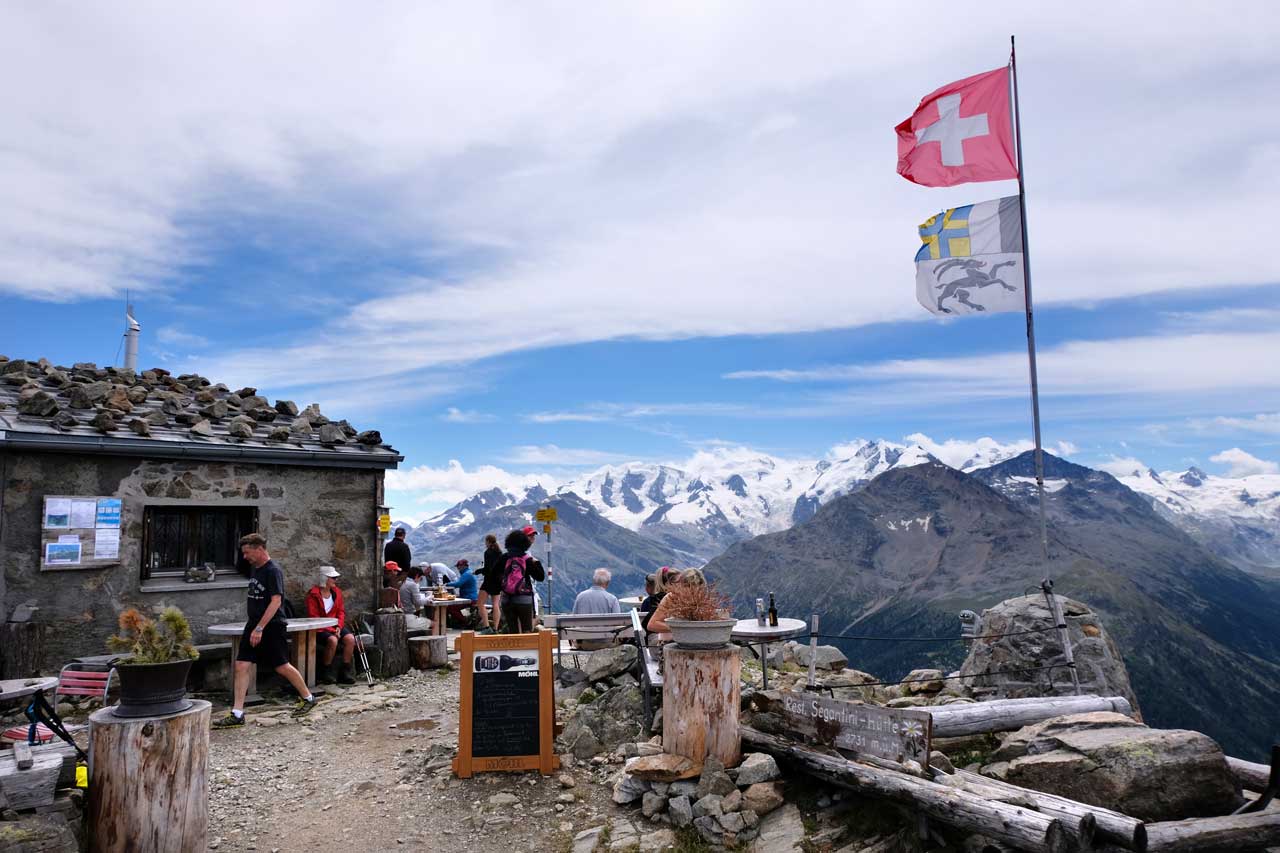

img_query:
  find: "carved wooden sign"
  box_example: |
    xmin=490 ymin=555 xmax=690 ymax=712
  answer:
xmin=779 ymin=690 xmax=932 ymax=764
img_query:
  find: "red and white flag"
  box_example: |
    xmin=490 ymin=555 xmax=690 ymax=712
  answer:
xmin=896 ymin=67 xmax=1017 ymax=187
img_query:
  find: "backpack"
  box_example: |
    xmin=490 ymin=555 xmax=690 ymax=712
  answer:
xmin=502 ymin=554 xmax=533 ymax=596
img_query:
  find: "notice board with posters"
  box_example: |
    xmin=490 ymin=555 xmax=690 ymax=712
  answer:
xmin=39 ymin=495 xmax=124 ymax=571
xmin=453 ymin=629 xmax=559 ymax=777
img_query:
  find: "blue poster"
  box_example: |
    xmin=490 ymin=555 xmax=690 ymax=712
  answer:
xmin=95 ymin=498 xmax=122 ymax=528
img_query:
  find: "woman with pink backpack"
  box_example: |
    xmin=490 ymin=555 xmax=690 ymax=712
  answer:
xmin=499 ymin=527 xmax=545 ymax=633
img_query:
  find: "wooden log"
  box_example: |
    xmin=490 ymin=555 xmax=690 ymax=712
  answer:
xmin=0 ymin=750 xmax=62 ymax=810
xmin=88 ymin=700 xmax=210 ymax=853
xmin=939 ymin=773 xmax=1095 ymax=850
xmin=0 ymin=622 xmax=46 ymax=679
xmin=14 ymin=739 xmax=33 ymax=769
xmin=1145 ymin=811 xmax=1280 ymax=853
xmin=29 ymin=739 xmax=79 ymax=789
xmin=406 ymin=635 xmax=447 ymax=669
xmin=742 ymin=726 xmax=1068 ymax=853
xmin=928 ymin=695 xmax=1134 ymax=738
xmin=663 ymin=645 xmax=741 ymax=767
xmin=1226 ymin=755 xmax=1273 ymax=792
xmin=375 ymin=611 xmax=410 ymax=678
xmin=952 ymin=769 xmax=1146 ymax=852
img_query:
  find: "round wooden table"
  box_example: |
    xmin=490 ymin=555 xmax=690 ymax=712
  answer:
xmin=423 ymin=597 xmax=472 ymax=636
xmin=207 ymin=618 xmax=338 ymax=702
xmin=731 ymin=618 xmax=808 ymax=690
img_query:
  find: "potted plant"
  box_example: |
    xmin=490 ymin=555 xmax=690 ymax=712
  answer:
xmin=107 ymin=606 xmax=200 ymax=718
xmin=664 ymin=576 xmax=736 ymax=649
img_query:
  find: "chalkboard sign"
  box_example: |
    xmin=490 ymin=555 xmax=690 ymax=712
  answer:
xmin=453 ymin=630 xmax=559 ymax=777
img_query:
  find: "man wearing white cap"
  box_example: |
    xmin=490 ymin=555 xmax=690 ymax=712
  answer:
xmin=305 ymin=566 xmax=356 ymax=684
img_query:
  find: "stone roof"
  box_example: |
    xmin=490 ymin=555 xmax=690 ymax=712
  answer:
xmin=0 ymin=355 xmax=401 ymax=469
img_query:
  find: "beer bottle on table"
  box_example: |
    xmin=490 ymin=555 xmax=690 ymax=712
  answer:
xmin=767 ymin=592 xmax=779 ymax=627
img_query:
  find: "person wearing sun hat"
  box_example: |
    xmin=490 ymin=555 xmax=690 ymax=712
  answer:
xmin=305 ymin=566 xmax=356 ymax=684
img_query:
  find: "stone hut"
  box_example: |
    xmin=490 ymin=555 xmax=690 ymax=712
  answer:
xmin=0 ymin=355 xmax=402 ymax=669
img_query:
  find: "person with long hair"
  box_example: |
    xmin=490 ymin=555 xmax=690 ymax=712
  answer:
xmin=645 ymin=568 xmax=706 ymax=641
xmin=499 ymin=528 xmax=545 ymax=633
xmin=475 ymin=533 xmax=503 ymax=634
xmin=639 ymin=566 xmax=675 ymax=631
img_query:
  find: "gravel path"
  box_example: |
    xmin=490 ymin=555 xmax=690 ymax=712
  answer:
xmin=206 ymin=668 xmax=623 ymax=853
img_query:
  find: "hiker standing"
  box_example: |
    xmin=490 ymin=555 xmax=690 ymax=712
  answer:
xmin=214 ymin=533 xmax=317 ymax=728
xmin=383 ymin=527 xmax=412 ymax=581
xmin=476 ymin=533 xmax=503 ymax=633
xmin=499 ymin=528 xmax=545 ymax=633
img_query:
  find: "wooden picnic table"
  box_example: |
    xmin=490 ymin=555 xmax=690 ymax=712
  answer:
xmin=207 ymin=617 xmax=338 ymax=702
xmin=424 ymin=597 xmax=471 ymax=636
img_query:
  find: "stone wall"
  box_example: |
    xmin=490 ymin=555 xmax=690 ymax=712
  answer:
xmin=0 ymin=449 xmax=382 ymax=669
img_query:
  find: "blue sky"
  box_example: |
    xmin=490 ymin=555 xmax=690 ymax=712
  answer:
xmin=3 ymin=4 xmax=1279 ymax=521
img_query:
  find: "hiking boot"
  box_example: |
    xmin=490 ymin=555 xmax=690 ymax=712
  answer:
xmin=290 ymin=696 xmax=319 ymax=717
xmin=318 ymin=665 xmax=336 ymax=685
xmin=212 ymin=712 xmax=245 ymax=729
xmin=336 ymin=665 xmax=355 ymax=685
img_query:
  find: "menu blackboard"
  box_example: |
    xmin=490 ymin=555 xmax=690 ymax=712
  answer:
xmin=453 ymin=630 xmax=559 ymax=777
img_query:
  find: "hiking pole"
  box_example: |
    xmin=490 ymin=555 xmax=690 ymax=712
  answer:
xmin=352 ymin=618 xmax=374 ymax=686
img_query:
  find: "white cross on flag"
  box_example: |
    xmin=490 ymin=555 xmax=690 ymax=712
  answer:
xmin=896 ymin=67 xmax=1017 ymax=187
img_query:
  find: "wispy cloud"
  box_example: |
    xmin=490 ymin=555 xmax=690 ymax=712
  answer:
xmin=500 ymin=444 xmax=636 ymax=467
xmin=1186 ymin=413 xmax=1280 ymax=437
xmin=1095 ymin=456 xmax=1151 ymax=477
xmin=442 ymin=407 xmax=495 ymax=424
xmin=1209 ymin=447 xmax=1279 ymax=477
xmin=386 ymin=459 xmax=549 ymax=506
xmin=155 ymin=326 xmax=209 ymax=348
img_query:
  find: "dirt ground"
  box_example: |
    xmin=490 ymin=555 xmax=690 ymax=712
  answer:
xmin=205 ymin=667 xmax=623 ymax=853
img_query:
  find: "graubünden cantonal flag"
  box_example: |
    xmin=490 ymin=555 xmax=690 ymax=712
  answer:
xmin=896 ymin=66 xmax=1018 ymax=187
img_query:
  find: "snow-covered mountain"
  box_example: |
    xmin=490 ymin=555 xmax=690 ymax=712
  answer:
xmin=1113 ymin=465 xmax=1280 ymax=578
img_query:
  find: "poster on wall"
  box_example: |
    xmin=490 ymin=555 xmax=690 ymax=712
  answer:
xmin=69 ymin=499 xmax=97 ymax=529
xmin=94 ymin=529 xmax=121 ymax=560
xmin=44 ymin=498 xmax=72 ymax=528
xmin=95 ymin=498 xmax=122 ymax=528
xmin=46 ymin=541 xmax=82 ymax=565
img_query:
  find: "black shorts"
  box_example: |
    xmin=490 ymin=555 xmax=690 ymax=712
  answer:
xmin=236 ymin=622 xmax=290 ymax=669
xmin=319 ymin=627 xmax=354 ymax=641
xmin=480 ymin=574 xmax=503 ymax=596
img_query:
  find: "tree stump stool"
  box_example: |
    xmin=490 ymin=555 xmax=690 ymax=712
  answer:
xmin=375 ymin=610 xmax=410 ymax=677
xmin=88 ymin=700 xmax=210 ymax=853
xmin=408 ymin=635 xmax=448 ymax=670
xmin=662 ymin=644 xmax=741 ymax=767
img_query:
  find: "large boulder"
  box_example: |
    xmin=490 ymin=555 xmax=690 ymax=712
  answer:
xmin=983 ymin=712 xmax=1240 ymax=820
xmin=585 ymin=644 xmax=638 ymax=683
xmin=749 ymin=802 xmax=805 ymax=852
xmin=791 ymin=643 xmax=847 ymax=671
xmin=960 ymin=594 xmax=1139 ymax=712
xmin=556 ymin=683 xmax=645 ymax=759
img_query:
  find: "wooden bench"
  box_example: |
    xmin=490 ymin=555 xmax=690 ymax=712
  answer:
xmin=543 ymin=613 xmax=634 ymax=667
xmin=630 ymin=609 xmax=663 ymax=730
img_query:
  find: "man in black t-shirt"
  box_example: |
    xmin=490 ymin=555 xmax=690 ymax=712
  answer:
xmin=213 ymin=533 xmax=318 ymax=728
xmin=383 ymin=529 xmax=412 ymax=580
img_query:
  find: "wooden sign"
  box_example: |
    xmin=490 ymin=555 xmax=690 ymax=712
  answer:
xmin=453 ymin=629 xmax=559 ymax=778
xmin=779 ymin=690 xmax=931 ymax=764
xmin=534 ymin=507 xmax=557 ymax=522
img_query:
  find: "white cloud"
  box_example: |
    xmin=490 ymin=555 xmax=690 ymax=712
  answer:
xmin=5 ymin=4 xmax=1280 ymax=391
xmin=442 ymin=407 xmax=495 ymax=423
xmin=501 ymin=445 xmax=636 ymax=467
xmin=726 ymin=331 xmax=1280 ymax=402
xmin=1188 ymin=413 xmax=1280 ymax=436
xmin=1055 ymin=441 xmax=1079 ymax=456
xmin=1095 ymin=456 xmax=1151 ymax=478
xmin=155 ymin=326 xmax=209 ymax=348
xmin=904 ymin=434 xmax=1032 ymax=467
xmin=386 ymin=459 xmax=548 ymax=504
xmin=1209 ymin=447 xmax=1279 ymax=477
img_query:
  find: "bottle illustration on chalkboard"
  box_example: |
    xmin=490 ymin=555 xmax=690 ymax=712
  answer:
xmin=475 ymin=654 xmax=537 ymax=672
xmin=767 ymin=592 xmax=778 ymax=627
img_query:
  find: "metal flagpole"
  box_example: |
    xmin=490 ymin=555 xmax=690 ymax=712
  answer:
xmin=1011 ymin=35 xmax=1080 ymax=694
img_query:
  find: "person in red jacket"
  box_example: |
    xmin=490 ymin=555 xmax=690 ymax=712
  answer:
xmin=306 ymin=566 xmax=356 ymax=684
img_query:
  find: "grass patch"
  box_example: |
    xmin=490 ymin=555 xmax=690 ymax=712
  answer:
xmin=578 ymin=688 xmax=599 ymax=704
xmin=672 ymin=825 xmax=716 ymax=853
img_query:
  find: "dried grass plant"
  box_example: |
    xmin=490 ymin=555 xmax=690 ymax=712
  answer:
xmin=663 ymin=580 xmax=732 ymax=621
xmin=108 ymin=606 xmax=200 ymax=664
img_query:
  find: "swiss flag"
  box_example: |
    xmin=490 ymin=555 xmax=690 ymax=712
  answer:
xmin=896 ymin=66 xmax=1017 ymax=187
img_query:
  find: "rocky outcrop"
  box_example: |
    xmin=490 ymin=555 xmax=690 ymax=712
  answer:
xmin=960 ymin=594 xmax=1139 ymax=712
xmin=982 ymin=711 xmax=1240 ymax=820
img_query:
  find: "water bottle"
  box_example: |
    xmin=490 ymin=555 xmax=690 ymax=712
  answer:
xmin=755 ymin=598 xmax=766 ymax=626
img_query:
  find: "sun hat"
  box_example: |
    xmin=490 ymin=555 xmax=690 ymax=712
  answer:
xmin=320 ymin=566 xmax=341 ymax=578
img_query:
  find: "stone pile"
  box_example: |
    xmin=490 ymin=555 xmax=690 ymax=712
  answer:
xmin=0 ymin=355 xmax=388 ymax=449
xmin=556 ymin=646 xmax=648 ymax=760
